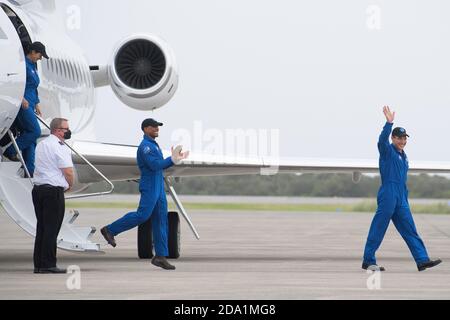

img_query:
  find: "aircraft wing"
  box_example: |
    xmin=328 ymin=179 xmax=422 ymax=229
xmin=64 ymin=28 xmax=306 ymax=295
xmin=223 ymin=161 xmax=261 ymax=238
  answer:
xmin=71 ymin=141 xmax=450 ymax=184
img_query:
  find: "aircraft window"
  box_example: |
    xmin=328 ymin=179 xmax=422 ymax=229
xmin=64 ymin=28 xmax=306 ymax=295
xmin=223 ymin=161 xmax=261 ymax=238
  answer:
xmin=0 ymin=27 xmax=7 ymax=39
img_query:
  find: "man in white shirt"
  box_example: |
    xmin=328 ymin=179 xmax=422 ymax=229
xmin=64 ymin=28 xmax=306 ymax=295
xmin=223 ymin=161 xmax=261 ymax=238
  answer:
xmin=32 ymin=118 xmax=73 ymax=274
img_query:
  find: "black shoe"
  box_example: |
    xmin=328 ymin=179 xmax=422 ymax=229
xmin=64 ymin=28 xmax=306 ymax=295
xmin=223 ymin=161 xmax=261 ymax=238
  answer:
xmin=38 ymin=267 xmax=67 ymax=274
xmin=3 ymin=153 xmax=20 ymax=162
xmin=418 ymin=259 xmax=442 ymax=272
xmin=151 ymin=256 xmax=176 ymax=270
xmin=362 ymin=262 xmax=385 ymax=272
xmin=33 ymin=268 xmax=40 ymax=274
xmin=100 ymin=226 xmax=116 ymax=247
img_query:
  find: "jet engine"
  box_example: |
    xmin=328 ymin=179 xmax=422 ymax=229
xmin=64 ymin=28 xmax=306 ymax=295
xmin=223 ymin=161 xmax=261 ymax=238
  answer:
xmin=92 ymin=34 xmax=179 ymax=111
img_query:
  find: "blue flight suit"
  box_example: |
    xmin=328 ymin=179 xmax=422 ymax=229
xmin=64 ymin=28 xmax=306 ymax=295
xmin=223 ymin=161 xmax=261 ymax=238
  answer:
xmin=363 ymin=122 xmax=430 ymax=266
xmin=5 ymin=57 xmax=42 ymax=176
xmin=107 ymin=135 xmax=174 ymax=256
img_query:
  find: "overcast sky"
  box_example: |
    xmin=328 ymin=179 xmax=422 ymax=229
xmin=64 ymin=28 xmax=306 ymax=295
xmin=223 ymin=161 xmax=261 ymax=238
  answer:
xmin=56 ymin=0 xmax=450 ymax=161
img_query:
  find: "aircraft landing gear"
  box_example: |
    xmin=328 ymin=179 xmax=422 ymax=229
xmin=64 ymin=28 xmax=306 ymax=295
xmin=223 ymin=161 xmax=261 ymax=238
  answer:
xmin=137 ymin=177 xmax=200 ymax=260
xmin=137 ymin=211 xmax=180 ymax=259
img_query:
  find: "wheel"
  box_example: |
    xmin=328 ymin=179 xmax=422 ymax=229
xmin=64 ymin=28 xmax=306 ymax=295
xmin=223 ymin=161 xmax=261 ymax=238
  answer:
xmin=167 ymin=211 xmax=180 ymax=259
xmin=137 ymin=217 xmax=153 ymax=259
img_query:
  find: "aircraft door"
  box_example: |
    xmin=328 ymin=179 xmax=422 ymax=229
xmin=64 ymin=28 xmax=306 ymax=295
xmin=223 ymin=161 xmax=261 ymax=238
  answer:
xmin=0 ymin=5 xmax=26 ymax=141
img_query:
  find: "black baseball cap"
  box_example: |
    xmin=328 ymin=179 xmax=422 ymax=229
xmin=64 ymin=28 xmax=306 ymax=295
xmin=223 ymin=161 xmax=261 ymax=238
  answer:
xmin=29 ymin=41 xmax=49 ymax=59
xmin=141 ymin=118 xmax=163 ymax=131
xmin=392 ymin=127 xmax=409 ymax=138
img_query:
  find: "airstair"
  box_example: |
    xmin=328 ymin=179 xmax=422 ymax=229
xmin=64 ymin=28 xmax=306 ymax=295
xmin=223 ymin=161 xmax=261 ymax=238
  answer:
xmin=0 ymin=118 xmax=114 ymax=253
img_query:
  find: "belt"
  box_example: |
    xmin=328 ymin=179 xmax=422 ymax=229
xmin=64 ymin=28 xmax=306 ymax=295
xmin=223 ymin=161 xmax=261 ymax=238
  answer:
xmin=34 ymin=184 xmax=64 ymax=191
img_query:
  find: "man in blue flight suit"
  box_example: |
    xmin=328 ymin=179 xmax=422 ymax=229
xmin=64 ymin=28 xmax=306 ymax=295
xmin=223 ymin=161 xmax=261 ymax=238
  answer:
xmin=3 ymin=42 xmax=49 ymax=177
xmin=100 ymin=118 xmax=189 ymax=270
xmin=362 ymin=106 xmax=442 ymax=272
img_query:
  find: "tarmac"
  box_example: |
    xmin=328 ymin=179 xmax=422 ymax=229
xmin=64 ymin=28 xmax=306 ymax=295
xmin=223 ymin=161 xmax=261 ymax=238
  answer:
xmin=1 ymin=204 xmax=450 ymax=299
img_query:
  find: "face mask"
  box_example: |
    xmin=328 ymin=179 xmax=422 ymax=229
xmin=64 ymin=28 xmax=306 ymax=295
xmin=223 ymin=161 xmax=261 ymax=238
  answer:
xmin=64 ymin=129 xmax=72 ymax=140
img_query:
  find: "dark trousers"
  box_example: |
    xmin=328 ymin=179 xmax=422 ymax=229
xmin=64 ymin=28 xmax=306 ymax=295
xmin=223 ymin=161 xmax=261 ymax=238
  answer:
xmin=32 ymin=185 xmax=65 ymax=269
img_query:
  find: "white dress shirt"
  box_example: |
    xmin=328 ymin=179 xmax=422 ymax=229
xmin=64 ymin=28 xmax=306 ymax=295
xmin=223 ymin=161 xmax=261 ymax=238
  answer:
xmin=33 ymin=134 xmax=73 ymax=190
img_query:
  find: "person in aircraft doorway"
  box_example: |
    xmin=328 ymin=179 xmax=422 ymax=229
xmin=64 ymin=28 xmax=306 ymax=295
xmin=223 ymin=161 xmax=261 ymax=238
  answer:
xmin=3 ymin=41 xmax=49 ymax=177
xmin=362 ymin=106 xmax=442 ymax=272
xmin=100 ymin=118 xmax=189 ymax=270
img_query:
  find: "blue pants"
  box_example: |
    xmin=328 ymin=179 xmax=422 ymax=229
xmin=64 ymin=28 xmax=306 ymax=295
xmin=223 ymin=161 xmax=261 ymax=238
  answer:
xmin=363 ymin=183 xmax=429 ymax=265
xmin=5 ymin=106 xmax=41 ymax=176
xmin=107 ymin=190 xmax=168 ymax=257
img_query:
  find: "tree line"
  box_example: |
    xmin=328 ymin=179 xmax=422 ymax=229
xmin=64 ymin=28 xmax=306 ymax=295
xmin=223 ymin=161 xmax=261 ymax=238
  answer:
xmin=88 ymin=173 xmax=450 ymax=198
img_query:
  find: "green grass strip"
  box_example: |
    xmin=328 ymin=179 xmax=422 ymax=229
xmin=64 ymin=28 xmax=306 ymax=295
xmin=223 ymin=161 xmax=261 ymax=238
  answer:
xmin=65 ymin=201 xmax=450 ymax=214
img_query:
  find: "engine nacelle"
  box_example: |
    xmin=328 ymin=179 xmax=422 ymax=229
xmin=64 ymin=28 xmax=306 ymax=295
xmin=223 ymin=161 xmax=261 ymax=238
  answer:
xmin=108 ymin=34 xmax=178 ymax=111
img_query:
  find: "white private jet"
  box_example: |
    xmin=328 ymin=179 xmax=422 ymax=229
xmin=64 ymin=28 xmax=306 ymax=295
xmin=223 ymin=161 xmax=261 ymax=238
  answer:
xmin=1 ymin=0 xmax=450 ymax=259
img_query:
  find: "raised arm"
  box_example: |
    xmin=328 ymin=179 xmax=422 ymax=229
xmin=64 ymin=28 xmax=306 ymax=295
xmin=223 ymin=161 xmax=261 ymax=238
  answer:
xmin=171 ymin=145 xmax=189 ymax=165
xmin=142 ymin=144 xmax=189 ymax=171
xmin=378 ymin=106 xmax=394 ymax=157
xmin=143 ymin=149 xmax=174 ymax=171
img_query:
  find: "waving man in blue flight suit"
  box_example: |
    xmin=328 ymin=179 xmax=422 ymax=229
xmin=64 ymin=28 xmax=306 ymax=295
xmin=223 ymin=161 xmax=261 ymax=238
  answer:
xmin=101 ymin=118 xmax=189 ymax=270
xmin=3 ymin=42 xmax=49 ymax=177
xmin=362 ymin=106 xmax=442 ymax=272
